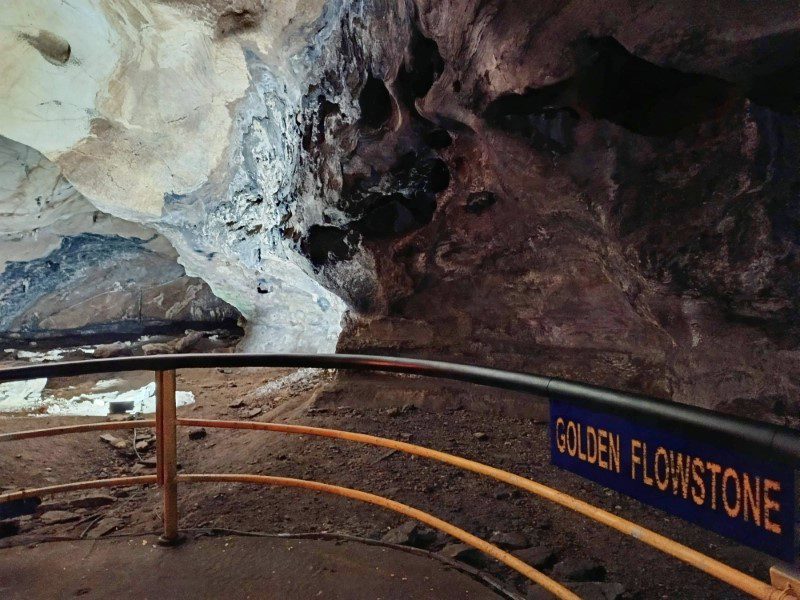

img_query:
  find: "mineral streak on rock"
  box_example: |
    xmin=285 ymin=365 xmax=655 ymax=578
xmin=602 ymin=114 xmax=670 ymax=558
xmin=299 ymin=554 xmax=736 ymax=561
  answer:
xmin=335 ymin=0 xmax=800 ymax=418
xmin=18 ymin=30 xmax=71 ymax=66
xmin=0 ymin=136 xmax=237 ymax=340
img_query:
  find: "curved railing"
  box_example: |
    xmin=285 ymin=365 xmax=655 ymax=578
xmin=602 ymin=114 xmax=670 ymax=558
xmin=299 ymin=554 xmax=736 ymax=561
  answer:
xmin=1 ymin=354 xmax=797 ymax=599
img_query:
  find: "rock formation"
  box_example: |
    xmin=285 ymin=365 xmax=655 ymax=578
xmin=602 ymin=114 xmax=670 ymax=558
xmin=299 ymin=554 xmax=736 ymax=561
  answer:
xmin=334 ymin=0 xmax=800 ymax=420
xmin=0 ymin=136 xmax=237 ymax=342
xmin=2 ymin=1 xmax=799 ymax=417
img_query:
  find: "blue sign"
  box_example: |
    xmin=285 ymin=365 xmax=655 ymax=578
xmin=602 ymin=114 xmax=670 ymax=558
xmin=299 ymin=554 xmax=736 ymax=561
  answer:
xmin=549 ymin=396 xmax=795 ymax=561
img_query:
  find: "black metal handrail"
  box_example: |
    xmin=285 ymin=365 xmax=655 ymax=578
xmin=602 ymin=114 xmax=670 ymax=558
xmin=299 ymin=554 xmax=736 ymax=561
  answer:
xmin=1 ymin=353 xmax=798 ymax=463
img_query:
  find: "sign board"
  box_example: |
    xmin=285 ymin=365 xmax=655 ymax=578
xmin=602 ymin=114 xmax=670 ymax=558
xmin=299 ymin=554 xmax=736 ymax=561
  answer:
xmin=549 ymin=396 xmax=795 ymax=561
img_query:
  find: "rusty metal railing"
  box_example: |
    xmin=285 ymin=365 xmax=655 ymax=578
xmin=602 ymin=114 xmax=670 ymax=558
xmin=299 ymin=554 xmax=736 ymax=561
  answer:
xmin=0 ymin=354 xmax=798 ymax=599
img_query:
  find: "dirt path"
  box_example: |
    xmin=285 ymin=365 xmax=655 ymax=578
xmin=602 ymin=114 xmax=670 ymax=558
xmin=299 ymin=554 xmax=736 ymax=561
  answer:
xmin=0 ymin=366 xmax=775 ymax=598
xmin=0 ymin=534 xmax=506 ymax=599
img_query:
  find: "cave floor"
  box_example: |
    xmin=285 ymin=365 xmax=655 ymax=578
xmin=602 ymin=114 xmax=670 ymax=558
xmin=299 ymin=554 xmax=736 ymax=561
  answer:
xmin=0 ymin=366 xmax=771 ymax=598
xmin=0 ymin=535 xmax=504 ymax=599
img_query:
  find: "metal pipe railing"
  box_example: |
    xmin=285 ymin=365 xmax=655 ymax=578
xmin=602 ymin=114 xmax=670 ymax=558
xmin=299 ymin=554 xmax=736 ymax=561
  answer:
xmin=0 ymin=353 xmax=797 ymax=463
xmin=0 ymin=420 xmax=155 ymax=442
xmin=0 ymin=354 xmax=797 ymax=598
xmin=0 ymin=476 xmax=158 ymax=501
xmin=178 ymin=418 xmax=782 ymax=600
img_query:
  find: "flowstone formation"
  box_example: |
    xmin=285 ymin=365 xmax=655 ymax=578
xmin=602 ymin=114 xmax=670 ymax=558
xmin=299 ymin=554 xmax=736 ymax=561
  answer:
xmin=0 ymin=0 xmax=443 ymax=351
xmin=2 ymin=1 xmax=800 ymax=418
xmin=0 ymin=0 xmax=337 ymax=350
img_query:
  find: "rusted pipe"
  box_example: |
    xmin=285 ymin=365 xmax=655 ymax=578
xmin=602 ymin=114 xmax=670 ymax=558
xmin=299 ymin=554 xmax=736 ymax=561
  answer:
xmin=156 ymin=373 xmax=164 ymax=487
xmin=0 ymin=476 xmax=157 ymax=503
xmin=177 ymin=418 xmax=781 ymax=600
xmin=0 ymin=420 xmax=155 ymax=442
xmin=156 ymin=370 xmax=179 ymax=543
xmin=177 ymin=473 xmax=579 ymax=599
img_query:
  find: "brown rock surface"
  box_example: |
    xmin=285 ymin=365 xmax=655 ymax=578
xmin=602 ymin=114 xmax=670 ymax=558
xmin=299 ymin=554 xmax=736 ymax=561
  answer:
xmin=319 ymin=1 xmax=800 ymax=420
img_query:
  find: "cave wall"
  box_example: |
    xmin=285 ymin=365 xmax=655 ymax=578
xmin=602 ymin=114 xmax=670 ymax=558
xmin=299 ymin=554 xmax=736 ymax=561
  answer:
xmin=329 ymin=1 xmax=800 ymax=420
xmin=0 ymin=136 xmax=238 ymax=342
xmin=2 ymin=1 xmax=800 ymax=418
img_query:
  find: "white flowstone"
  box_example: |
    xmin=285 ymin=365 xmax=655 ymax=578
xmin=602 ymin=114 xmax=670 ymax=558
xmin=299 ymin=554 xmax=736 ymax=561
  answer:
xmin=0 ymin=0 xmax=370 ymax=351
xmin=0 ymin=378 xmax=48 ymax=412
xmin=0 ymin=377 xmax=195 ymax=416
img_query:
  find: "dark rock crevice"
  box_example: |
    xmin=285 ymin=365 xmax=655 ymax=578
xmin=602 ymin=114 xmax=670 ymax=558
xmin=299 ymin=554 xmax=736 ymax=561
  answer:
xmin=358 ymin=74 xmax=393 ymax=130
xmin=396 ymin=21 xmax=445 ymax=104
xmin=485 ymin=37 xmax=737 ymax=141
xmin=298 ymin=12 xmax=452 ymax=273
xmin=599 ymin=100 xmax=800 ymax=339
xmin=0 ymin=232 xmax=239 ymax=337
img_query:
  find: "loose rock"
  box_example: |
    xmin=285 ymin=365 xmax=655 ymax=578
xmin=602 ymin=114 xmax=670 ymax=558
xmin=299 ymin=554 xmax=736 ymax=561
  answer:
xmin=381 ymin=521 xmax=437 ymax=548
xmin=39 ymin=510 xmax=80 ymax=525
xmin=511 ymin=545 xmax=556 ymax=569
xmin=552 ymin=557 xmax=607 ymax=582
xmin=244 ymin=407 xmax=263 ymax=418
xmin=488 ymin=530 xmax=529 ymax=550
xmin=86 ymin=517 xmax=125 ymax=539
xmin=38 ymin=494 xmax=115 ymax=512
xmin=99 ymin=434 xmax=127 ymax=449
xmin=142 ymin=342 xmax=175 ymax=356
xmin=188 ymin=428 xmax=207 ymax=441
xmin=174 ymin=331 xmax=204 ymax=353
xmin=440 ymin=543 xmax=484 ymax=567
xmin=386 ymin=404 xmax=416 ymax=417
xmin=567 ymin=582 xmax=626 ymax=600
xmin=93 ymin=342 xmax=132 ymax=359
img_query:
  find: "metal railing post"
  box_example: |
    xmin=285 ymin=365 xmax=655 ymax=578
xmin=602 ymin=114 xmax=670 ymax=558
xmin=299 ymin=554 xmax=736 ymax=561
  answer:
xmin=155 ymin=369 xmax=179 ymax=544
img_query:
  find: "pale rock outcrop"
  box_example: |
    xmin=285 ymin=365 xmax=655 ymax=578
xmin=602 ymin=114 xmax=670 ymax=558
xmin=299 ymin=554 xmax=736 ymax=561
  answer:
xmin=0 ymin=0 xmax=357 ymax=350
xmin=0 ymin=136 xmax=237 ymax=338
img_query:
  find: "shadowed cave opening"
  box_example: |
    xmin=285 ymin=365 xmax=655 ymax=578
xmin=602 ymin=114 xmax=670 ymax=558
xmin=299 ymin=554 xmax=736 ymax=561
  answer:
xmin=396 ymin=23 xmax=445 ymax=102
xmin=358 ymin=74 xmax=393 ymax=129
xmin=484 ymin=37 xmax=736 ymax=140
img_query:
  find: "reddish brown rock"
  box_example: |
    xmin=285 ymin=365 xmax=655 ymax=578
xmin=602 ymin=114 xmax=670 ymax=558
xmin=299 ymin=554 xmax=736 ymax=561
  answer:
xmin=324 ymin=1 xmax=800 ymax=421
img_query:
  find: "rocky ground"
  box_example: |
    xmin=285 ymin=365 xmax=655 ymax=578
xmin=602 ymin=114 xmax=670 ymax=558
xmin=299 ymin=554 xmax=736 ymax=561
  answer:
xmin=0 ymin=535 xmax=509 ymax=600
xmin=0 ymin=364 xmax=775 ymax=599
